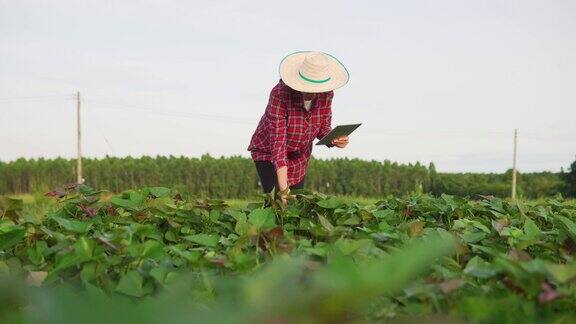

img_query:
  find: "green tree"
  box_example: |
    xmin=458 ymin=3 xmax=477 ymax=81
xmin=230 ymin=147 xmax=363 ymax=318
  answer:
xmin=564 ymin=157 xmax=576 ymax=197
xmin=0 ymin=156 xmax=566 ymax=199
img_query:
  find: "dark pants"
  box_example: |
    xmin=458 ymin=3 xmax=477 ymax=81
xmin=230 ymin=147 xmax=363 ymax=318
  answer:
xmin=254 ymin=161 xmax=305 ymax=193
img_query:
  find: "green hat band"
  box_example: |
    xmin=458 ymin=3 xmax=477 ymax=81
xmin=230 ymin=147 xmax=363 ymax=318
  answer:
xmin=298 ymin=71 xmax=331 ymax=84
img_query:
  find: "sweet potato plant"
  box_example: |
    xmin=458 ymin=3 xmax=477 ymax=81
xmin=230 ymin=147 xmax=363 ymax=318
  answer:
xmin=1 ymin=185 xmax=576 ymax=323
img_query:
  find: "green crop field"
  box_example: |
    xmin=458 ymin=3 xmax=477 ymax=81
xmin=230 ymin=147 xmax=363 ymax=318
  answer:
xmin=1 ymin=185 xmax=576 ymax=323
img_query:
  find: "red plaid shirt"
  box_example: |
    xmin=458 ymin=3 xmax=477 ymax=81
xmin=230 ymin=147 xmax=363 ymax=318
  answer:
xmin=248 ymin=80 xmax=333 ymax=186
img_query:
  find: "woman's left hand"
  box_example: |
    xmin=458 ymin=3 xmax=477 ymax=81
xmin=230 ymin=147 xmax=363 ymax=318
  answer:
xmin=332 ymin=136 xmax=349 ymax=148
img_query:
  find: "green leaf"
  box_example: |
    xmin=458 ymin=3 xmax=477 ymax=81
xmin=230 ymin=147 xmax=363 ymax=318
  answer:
xmin=453 ymin=219 xmax=490 ymax=234
xmin=334 ymin=238 xmax=372 ymax=255
xmin=304 ymin=244 xmax=328 ymax=257
xmin=461 ymin=230 xmax=487 ymax=244
xmin=248 ymin=208 xmax=276 ymax=232
xmin=209 ymin=209 xmax=221 ymax=222
xmin=149 ymin=187 xmax=171 ymax=198
xmin=168 ymin=246 xmax=201 ymax=262
xmin=372 ymin=209 xmax=395 ymax=219
xmin=128 ymin=191 xmax=146 ymax=204
xmin=84 ymin=282 xmax=108 ymax=299
xmin=318 ymin=214 xmax=335 ymax=233
xmin=227 ymin=209 xmax=246 ymax=221
xmin=522 ymin=217 xmax=540 ymax=242
xmin=494 ymin=257 xmax=532 ymax=286
xmin=52 ymin=238 xmax=94 ymax=273
xmin=0 ymin=228 xmax=25 ymax=250
xmin=75 ymin=237 xmax=95 ymax=259
xmin=77 ymin=184 xmax=99 ymax=195
xmin=184 ymin=234 xmax=219 ymax=247
xmin=235 ymin=215 xmax=249 ymax=236
xmin=317 ymin=197 xmax=343 ymax=209
xmin=115 ymin=270 xmax=145 ymax=297
xmin=435 ymin=228 xmax=455 ymax=242
xmin=557 ymin=216 xmax=576 ymax=241
xmin=80 ymin=263 xmax=97 ymax=283
xmin=27 ymin=246 xmax=44 ymax=265
xmin=53 ymin=254 xmax=87 ymax=273
xmin=341 ymin=215 xmax=361 ymax=225
xmin=314 ymin=233 xmax=456 ymax=297
xmin=546 ymin=263 xmax=576 ymax=283
xmin=165 ymin=230 xmax=178 ymax=242
xmin=149 ymin=267 xmax=167 ymax=283
xmin=464 ymin=256 xmax=498 ymax=278
xmin=472 ymin=222 xmax=491 ymax=234
xmin=50 ymin=215 xmax=92 ymax=234
xmin=110 ymin=197 xmax=142 ymax=211
xmin=0 ymin=197 xmax=23 ymax=219
xmin=142 ymin=240 xmax=164 ymax=257
xmin=408 ymin=220 xmax=425 ymax=237
xmin=127 ymin=240 xmax=164 ymax=258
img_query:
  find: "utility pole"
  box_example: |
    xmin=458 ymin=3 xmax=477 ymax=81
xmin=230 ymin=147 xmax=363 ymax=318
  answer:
xmin=76 ymin=91 xmax=83 ymax=184
xmin=511 ymin=129 xmax=518 ymax=200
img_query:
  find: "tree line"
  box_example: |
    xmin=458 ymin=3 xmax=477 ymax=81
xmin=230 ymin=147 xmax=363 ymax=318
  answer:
xmin=0 ymin=155 xmax=574 ymax=199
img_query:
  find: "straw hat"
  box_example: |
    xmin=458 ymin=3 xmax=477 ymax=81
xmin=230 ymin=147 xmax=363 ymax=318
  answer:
xmin=279 ymin=51 xmax=349 ymax=93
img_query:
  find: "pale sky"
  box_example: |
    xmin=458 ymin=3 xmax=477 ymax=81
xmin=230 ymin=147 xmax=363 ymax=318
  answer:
xmin=1 ymin=0 xmax=575 ymax=172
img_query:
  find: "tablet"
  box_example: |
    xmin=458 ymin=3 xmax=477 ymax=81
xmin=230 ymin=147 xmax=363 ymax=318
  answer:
xmin=316 ymin=123 xmax=362 ymax=146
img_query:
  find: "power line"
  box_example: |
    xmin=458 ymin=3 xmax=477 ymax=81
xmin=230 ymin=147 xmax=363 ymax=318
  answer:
xmin=358 ymin=129 xmax=576 ymax=143
xmin=76 ymin=91 xmax=83 ymax=184
xmin=512 ymin=129 xmax=518 ymax=200
xmin=0 ymin=95 xmax=75 ymax=102
xmin=2 ymin=93 xmax=574 ymax=140
xmin=0 ymin=93 xmax=256 ymax=125
xmin=82 ymin=103 xmax=119 ymax=155
xmin=0 ymin=98 xmax=74 ymax=104
xmin=3 ymin=92 xmax=574 ymax=163
xmin=86 ymin=98 xmax=254 ymax=122
xmin=84 ymin=99 xmax=256 ymax=124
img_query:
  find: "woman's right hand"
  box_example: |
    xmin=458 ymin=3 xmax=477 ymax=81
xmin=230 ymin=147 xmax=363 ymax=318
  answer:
xmin=276 ymin=166 xmax=289 ymax=190
xmin=278 ymin=187 xmax=291 ymax=205
xmin=276 ymin=166 xmax=289 ymax=205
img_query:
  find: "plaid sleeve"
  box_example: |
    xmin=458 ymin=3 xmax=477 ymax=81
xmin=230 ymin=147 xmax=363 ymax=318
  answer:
xmin=317 ymin=92 xmax=334 ymax=143
xmin=266 ymin=91 xmax=288 ymax=170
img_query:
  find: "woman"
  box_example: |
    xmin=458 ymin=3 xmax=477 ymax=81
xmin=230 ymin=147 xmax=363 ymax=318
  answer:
xmin=248 ymin=51 xmax=350 ymax=202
